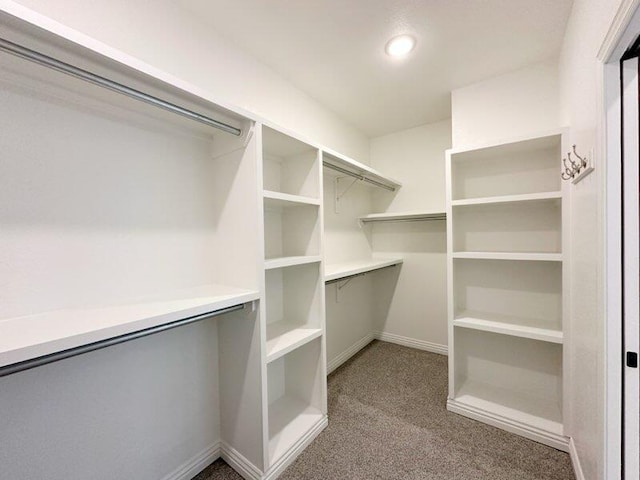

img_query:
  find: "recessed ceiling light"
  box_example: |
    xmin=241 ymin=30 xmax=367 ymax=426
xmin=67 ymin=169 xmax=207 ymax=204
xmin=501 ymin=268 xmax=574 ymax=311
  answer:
xmin=385 ymin=35 xmax=416 ymax=57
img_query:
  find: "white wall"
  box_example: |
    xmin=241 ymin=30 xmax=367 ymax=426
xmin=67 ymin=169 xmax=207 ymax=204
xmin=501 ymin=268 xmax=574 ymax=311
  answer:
xmin=451 ymin=59 xmax=560 ymax=149
xmin=7 ymin=0 xmax=370 ymax=162
xmin=370 ymin=122 xmax=451 ymax=351
xmin=557 ymin=1 xmax=625 ymax=479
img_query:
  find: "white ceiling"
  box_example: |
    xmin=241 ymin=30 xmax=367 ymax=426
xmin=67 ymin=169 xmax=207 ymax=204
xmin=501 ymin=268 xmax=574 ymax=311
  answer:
xmin=178 ymin=0 xmax=573 ymax=137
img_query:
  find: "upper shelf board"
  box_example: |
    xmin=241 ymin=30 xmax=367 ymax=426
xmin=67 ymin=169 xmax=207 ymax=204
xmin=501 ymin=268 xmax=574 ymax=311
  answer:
xmin=360 ymin=211 xmax=446 ymax=223
xmin=322 ymin=151 xmax=401 ymax=192
xmin=263 ymin=190 xmax=320 ymax=207
xmin=451 ymin=192 xmax=561 ymax=207
xmin=452 ymin=252 xmax=563 ymax=262
xmin=324 ymin=257 xmax=403 ymax=282
xmin=0 ymin=284 xmax=260 ymax=368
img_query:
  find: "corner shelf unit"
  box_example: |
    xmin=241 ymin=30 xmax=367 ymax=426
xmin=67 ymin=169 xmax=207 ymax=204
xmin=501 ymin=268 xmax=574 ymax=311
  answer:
xmin=446 ymin=130 xmax=569 ymax=451
xmin=260 ymin=124 xmax=328 ymax=475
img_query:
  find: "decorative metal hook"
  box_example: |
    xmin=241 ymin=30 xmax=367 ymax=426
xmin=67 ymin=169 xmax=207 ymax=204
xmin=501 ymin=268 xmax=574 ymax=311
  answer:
xmin=572 ymin=145 xmax=587 ymax=168
xmin=561 ymin=144 xmax=593 ymax=183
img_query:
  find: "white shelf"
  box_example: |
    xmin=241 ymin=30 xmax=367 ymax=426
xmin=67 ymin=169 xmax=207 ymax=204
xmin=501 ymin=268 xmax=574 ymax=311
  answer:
xmin=0 ymin=284 xmax=260 ymax=368
xmin=452 ymin=252 xmax=562 ymax=262
xmin=265 ymin=255 xmax=322 ymax=270
xmin=322 ymin=150 xmax=401 ymax=191
xmin=453 ymin=312 xmax=562 ymax=344
xmin=269 ymin=395 xmax=324 ymax=463
xmin=451 ymin=191 xmax=562 ymax=207
xmin=266 ymin=322 xmax=323 ymax=363
xmin=324 ymin=257 xmax=403 ymax=282
xmin=359 ymin=211 xmax=446 ymax=223
xmin=453 ymin=380 xmax=563 ymax=436
xmin=264 ymin=190 xmax=320 ymax=207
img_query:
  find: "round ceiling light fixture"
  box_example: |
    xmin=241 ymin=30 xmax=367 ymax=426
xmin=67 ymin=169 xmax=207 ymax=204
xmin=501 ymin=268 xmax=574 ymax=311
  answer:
xmin=385 ymin=34 xmax=416 ymax=57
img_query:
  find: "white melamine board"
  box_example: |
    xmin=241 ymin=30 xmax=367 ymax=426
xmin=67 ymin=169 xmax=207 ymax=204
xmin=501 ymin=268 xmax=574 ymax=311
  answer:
xmin=360 ymin=211 xmax=446 ymax=223
xmin=264 ymin=203 xmax=320 ymax=259
xmin=266 ymin=323 xmax=323 ymax=363
xmin=452 ymin=200 xmax=561 ymax=253
xmin=324 ymin=257 xmax=403 ymax=282
xmin=454 ymin=259 xmax=562 ymax=329
xmin=453 ymin=314 xmax=562 ymax=344
xmin=0 ymin=284 xmax=259 ymax=368
xmin=452 ymin=252 xmax=562 ymax=261
xmin=265 ymin=263 xmax=322 ymax=329
xmin=264 ymin=190 xmax=321 ymax=207
xmin=322 ymin=150 xmax=401 ymax=191
xmin=451 ymin=191 xmax=562 ymax=206
xmin=264 ymin=256 xmax=322 ymax=270
xmin=267 ymin=338 xmax=325 ymax=463
xmin=454 ymin=329 xmax=563 ymax=424
xmin=262 ymin=126 xmax=319 ymax=199
xmin=454 ymin=380 xmax=563 ymax=435
xmin=449 ymin=134 xmax=562 ymax=201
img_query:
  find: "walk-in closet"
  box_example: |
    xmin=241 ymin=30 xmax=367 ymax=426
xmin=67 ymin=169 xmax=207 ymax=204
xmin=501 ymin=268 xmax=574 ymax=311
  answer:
xmin=1 ymin=1 xmax=638 ymax=480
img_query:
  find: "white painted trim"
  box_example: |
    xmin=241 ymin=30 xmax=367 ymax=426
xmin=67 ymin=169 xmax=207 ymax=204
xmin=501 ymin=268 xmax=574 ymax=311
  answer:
xmin=447 ymin=399 xmax=569 ymax=452
xmin=569 ymin=437 xmax=586 ymax=480
xmin=220 ymin=442 xmax=263 ymax=480
xmin=263 ymin=416 xmax=328 ymax=480
xmin=160 ymin=442 xmax=222 ymax=480
xmin=597 ymin=0 xmax=640 ymax=62
xmin=374 ymin=332 xmax=448 ymax=356
xmin=327 ymin=333 xmax=374 ymax=374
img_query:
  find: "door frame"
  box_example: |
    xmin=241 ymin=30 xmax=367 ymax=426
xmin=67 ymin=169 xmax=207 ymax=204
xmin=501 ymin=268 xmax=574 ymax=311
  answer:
xmin=599 ymin=1 xmax=640 ymax=478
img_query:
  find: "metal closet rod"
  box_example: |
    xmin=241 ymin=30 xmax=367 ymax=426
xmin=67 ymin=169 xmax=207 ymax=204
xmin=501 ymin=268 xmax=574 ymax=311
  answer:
xmin=0 ymin=37 xmax=242 ymax=136
xmin=0 ymin=303 xmax=245 ymax=378
xmin=324 ymin=163 xmax=396 ymax=191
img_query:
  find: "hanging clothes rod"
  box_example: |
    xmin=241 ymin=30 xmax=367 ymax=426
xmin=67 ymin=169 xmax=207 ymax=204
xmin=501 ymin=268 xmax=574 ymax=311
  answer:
xmin=323 ymin=162 xmax=396 ymax=191
xmin=361 ymin=216 xmax=446 ymax=224
xmin=0 ymin=37 xmax=242 ymax=136
xmin=0 ymin=303 xmax=245 ymax=378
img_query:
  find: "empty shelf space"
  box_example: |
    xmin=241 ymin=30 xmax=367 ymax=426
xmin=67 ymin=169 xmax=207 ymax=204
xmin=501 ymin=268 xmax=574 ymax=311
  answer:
xmin=266 ymin=322 xmax=323 ymax=363
xmin=452 ymin=252 xmax=563 ymax=262
xmin=453 ymin=312 xmax=562 ymax=344
xmin=453 ymin=380 xmax=563 ymax=436
xmin=268 ymin=395 xmax=324 ymax=463
xmin=0 ymin=284 xmax=260 ymax=368
xmin=264 ymin=190 xmax=320 ymax=207
xmin=451 ymin=191 xmax=562 ymax=207
xmin=360 ymin=211 xmax=446 ymax=223
xmin=265 ymin=255 xmax=322 ymax=270
xmin=322 ymin=150 xmax=401 ymax=192
xmin=324 ymin=257 xmax=403 ymax=282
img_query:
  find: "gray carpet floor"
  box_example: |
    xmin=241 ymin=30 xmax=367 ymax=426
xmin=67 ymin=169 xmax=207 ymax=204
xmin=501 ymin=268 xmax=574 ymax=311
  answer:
xmin=194 ymin=340 xmax=575 ymax=480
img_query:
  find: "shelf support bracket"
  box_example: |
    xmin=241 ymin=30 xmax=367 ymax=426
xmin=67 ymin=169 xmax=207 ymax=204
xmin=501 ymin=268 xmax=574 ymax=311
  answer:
xmin=334 ymin=176 xmax=361 ymax=213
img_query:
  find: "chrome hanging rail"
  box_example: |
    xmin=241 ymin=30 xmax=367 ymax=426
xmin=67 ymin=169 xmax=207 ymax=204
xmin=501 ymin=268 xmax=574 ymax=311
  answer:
xmin=0 ymin=37 xmax=242 ymax=136
xmin=0 ymin=303 xmax=245 ymax=378
xmin=323 ymin=162 xmax=396 ymax=191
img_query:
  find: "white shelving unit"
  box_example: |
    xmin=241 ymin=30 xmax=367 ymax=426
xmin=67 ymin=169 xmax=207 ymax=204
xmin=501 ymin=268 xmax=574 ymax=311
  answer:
xmin=446 ymin=130 xmax=569 ymax=451
xmin=260 ymin=125 xmax=328 ymax=477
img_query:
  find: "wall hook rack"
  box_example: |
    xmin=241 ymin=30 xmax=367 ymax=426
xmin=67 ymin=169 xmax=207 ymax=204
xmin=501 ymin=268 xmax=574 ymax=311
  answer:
xmin=561 ymin=144 xmax=594 ymax=184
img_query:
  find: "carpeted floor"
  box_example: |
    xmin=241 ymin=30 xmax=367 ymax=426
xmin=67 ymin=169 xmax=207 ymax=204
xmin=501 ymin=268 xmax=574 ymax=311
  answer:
xmin=193 ymin=340 xmax=575 ymax=480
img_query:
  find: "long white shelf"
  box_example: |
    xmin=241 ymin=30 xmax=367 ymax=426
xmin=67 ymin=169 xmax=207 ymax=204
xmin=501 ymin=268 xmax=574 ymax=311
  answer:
xmin=322 ymin=150 xmax=401 ymax=192
xmin=0 ymin=284 xmax=260 ymax=368
xmin=451 ymin=380 xmax=564 ymax=437
xmin=359 ymin=211 xmax=446 ymax=223
xmin=269 ymin=395 xmax=324 ymax=464
xmin=452 ymin=252 xmax=563 ymax=262
xmin=266 ymin=322 xmax=323 ymax=363
xmin=451 ymin=191 xmax=562 ymax=207
xmin=265 ymin=255 xmax=322 ymax=270
xmin=324 ymin=257 xmax=403 ymax=282
xmin=263 ymin=190 xmax=320 ymax=207
xmin=453 ymin=312 xmax=563 ymax=344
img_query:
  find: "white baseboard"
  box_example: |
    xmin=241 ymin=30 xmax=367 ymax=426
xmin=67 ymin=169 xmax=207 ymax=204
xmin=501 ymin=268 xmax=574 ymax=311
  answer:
xmin=160 ymin=441 xmax=221 ymax=480
xmin=447 ymin=398 xmax=569 ymax=452
xmin=327 ymin=333 xmax=374 ymax=374
xmin=568 ymin=437 xmax=586 ymax=480
xmin=374 ymin=331 xmax=448 ymax=356
xmin=221 ymin=442 xmax=262 ymax=480
xmin=263 ymin=415 xmax=328 ymax=480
